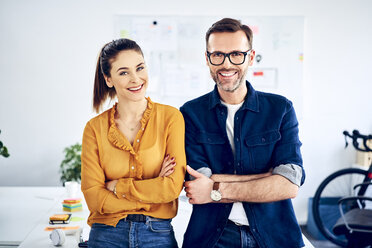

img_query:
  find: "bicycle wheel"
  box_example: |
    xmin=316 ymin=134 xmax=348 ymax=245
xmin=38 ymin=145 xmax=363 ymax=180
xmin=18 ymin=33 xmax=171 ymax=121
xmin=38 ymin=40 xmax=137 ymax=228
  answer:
xmin=312 ymin=168 xmax=368 ymax=247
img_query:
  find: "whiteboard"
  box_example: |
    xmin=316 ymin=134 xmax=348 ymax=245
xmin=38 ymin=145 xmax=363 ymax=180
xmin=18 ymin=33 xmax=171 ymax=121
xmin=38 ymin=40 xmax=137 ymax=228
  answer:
xmin=113 ymin=16 xmax=304 ymax=117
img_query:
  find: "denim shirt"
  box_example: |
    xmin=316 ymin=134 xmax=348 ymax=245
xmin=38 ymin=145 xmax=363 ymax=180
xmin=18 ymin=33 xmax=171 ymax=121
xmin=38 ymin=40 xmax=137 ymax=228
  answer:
xmin=180 ymin=82 xmax=305 ymax=248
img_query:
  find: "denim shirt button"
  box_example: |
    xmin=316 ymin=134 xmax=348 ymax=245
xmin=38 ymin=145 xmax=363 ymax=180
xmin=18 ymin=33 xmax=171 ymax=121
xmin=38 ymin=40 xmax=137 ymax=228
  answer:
xmin=261 ymin=138 xmax=266 ymax=142
xmin=236 ymin=138 xmax=239 ymax=142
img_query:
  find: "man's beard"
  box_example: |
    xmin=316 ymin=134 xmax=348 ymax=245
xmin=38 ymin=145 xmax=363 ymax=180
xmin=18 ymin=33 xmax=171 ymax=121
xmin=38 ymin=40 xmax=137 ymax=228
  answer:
xmin=210 ymin=67 xmax=248 ymax=93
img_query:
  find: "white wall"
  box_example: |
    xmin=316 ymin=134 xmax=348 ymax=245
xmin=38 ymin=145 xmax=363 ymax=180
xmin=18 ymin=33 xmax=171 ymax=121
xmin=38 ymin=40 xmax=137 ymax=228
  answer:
xmin=0 ymin=0 xmax=371 ymax=224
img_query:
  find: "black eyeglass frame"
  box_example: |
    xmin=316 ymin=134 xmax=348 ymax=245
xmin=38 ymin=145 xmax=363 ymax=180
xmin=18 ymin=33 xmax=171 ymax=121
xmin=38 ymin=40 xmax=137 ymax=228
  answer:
xmin=206 ymin=49 xmax=252 ymax=66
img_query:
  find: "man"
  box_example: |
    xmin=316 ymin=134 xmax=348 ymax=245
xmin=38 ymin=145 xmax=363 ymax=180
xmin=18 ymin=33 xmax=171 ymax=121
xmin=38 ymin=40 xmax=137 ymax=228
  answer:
xmin=180 ymin=18 xmax=305 ymax=248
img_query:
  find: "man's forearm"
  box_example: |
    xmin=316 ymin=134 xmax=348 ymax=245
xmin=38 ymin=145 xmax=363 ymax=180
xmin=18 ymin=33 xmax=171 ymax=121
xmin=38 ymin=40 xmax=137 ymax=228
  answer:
xmin=211 ymin=171 xmax=271 ymax=182
xmin=220 ymin=175 xmax=299 ymax=203
xmin=184 ymin=166 xmax=298 ymax=205
xmin=211 ymin=172 xmax=274 ymax=203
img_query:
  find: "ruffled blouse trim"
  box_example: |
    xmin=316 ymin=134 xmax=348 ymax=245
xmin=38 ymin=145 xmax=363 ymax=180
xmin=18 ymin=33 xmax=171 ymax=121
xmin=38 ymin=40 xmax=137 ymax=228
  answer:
xmin=107 ymin=103 xmax=135 ymax=156
xmin=107 ymin=98 xmax=154 ymax=179
xmin=140 ymin=97 xmax=153 ymax=128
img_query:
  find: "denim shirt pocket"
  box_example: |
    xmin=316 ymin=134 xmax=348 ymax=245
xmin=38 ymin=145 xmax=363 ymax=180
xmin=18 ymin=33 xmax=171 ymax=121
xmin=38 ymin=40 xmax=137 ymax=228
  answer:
xmin=244 ymin=130 xmax=281 ymax=171
xmin=196 ymin=132 xmax=227 ymax=173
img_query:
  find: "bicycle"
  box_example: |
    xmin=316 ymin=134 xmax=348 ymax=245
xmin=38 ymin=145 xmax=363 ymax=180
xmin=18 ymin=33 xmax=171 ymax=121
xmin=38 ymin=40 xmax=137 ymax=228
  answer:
xmin=312 ymin=130 xmax=372 ymax=247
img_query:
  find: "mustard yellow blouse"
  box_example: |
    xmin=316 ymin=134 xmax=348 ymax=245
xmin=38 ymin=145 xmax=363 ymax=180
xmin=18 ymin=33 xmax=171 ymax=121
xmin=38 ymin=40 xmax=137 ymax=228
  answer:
xmin=81 ymin=98 xmax=186 ymax=227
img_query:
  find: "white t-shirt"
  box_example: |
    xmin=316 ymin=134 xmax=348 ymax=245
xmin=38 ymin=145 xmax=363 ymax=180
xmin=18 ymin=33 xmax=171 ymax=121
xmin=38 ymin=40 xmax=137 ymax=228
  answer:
xmin=221 ymin=101 xmax=249 ymax=226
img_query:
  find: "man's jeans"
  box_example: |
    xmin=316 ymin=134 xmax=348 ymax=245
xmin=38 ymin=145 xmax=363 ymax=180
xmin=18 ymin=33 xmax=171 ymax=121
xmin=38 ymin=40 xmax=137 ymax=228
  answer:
xmin=214 ymin=220 xmax=259 ymax=248
xmin=88 ymin=217 xmax=178 ymax=248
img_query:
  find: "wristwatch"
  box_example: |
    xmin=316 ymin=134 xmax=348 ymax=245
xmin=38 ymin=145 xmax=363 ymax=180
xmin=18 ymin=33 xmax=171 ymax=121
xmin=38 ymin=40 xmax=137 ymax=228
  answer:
xmin=210 ymin=182 xmax=222 ymax=202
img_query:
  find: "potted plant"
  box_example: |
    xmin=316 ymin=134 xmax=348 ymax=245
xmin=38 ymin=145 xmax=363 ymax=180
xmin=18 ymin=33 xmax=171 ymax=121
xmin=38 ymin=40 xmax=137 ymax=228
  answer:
xmin=0 ymin=130 xmax=10 ymax=158
xmin=60 ymin=143 xmax=82 ymax=185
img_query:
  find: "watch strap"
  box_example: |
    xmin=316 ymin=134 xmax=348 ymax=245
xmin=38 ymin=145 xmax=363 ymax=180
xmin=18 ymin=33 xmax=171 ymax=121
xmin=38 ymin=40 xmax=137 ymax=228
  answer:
xmin=213 ymin=182 xmax=220 ymax=191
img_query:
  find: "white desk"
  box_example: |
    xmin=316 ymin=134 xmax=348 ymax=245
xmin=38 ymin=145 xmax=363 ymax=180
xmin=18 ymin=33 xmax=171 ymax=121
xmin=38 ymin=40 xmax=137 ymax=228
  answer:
xmin=0 ymin=187 xmax=313 ymax=247
xmin=18 ymin=188 xmax=89 ymax=248
xmin=0 ymin=187 xmax=66 ymax=246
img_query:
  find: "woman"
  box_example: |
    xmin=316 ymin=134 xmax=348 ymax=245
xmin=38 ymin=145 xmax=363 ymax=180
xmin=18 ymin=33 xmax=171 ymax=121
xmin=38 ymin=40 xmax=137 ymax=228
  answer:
xmin=81 ymin=38 xmax=186 ymax=248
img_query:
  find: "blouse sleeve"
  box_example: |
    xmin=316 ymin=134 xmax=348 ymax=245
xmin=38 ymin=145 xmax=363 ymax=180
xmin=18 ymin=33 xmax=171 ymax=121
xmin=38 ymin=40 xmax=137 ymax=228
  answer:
xmin=114 ymin=111 xmax=186 ymax=204
xmin=81 ymin=122 xmax=143 ymax=214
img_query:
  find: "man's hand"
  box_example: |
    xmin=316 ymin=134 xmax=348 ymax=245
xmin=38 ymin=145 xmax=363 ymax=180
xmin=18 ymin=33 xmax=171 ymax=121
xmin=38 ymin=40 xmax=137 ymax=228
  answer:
xmin=184 ymin=165 xmax=214 ymax=204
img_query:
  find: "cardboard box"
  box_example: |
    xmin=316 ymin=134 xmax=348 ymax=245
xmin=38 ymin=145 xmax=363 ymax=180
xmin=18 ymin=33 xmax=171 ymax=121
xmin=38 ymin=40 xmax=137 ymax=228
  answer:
xmin=356 ymin=140 xmax=372 ymax=167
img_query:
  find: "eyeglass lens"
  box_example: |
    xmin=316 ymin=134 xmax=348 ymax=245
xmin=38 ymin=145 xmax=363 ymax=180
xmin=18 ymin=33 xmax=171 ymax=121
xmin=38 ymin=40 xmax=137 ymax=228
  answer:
xmin=209 ymin=51 xmax=248 ymax=65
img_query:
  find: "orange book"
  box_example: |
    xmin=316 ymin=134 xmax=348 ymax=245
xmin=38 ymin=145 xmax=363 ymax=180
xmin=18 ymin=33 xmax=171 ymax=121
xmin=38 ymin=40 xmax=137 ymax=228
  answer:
xmin=45 ymin=226 xmax=80 ymax=231
xmin=49 ymin=214 xmax=71 ymax=224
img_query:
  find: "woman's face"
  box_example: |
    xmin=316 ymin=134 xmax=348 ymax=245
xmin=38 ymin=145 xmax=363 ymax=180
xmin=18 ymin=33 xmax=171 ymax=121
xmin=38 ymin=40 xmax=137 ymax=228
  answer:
xmin=105 ymin=50 xmax=148 ymax=103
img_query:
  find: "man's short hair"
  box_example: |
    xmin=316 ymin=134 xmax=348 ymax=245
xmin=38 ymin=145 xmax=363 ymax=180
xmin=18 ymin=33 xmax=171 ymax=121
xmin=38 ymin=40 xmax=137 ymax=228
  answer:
xmin=205 ymin=18 xmax=253 ymax=49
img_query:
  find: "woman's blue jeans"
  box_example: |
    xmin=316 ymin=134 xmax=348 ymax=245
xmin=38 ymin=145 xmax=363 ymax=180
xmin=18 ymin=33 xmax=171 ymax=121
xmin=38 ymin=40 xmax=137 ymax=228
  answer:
xmin=88 ymin=217 xmax=178 ymax=248
xmin=214 ymin=220 xmax=259 ymax=248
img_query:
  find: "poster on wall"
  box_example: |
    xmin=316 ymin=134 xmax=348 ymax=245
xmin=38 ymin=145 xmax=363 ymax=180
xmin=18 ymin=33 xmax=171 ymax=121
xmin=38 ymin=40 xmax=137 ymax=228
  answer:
xmin=113 ymin=15 xmax=304 ymax=117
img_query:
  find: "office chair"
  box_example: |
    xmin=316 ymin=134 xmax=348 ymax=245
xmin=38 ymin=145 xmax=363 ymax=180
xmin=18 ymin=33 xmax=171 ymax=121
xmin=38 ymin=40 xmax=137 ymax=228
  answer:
xmin=332 ymin=193 xmax=372 ymax=248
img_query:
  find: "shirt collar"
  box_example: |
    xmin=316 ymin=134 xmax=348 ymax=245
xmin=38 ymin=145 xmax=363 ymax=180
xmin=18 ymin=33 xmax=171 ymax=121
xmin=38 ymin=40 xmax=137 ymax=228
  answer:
xmin=208 ymin=81 xmax=259 ymax=112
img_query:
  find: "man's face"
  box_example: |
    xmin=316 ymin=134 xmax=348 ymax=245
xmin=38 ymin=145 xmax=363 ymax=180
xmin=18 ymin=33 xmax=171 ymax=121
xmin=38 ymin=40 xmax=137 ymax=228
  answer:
xmin=206 ymin=30 xmax=254 ymax=93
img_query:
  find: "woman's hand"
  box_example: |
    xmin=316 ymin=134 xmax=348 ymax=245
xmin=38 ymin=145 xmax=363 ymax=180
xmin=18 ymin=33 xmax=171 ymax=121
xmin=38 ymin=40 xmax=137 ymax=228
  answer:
xmin=105 ymin=179 xmax=118 ymax=193
xmin=159 ymin=154 xmax=176 ymax=177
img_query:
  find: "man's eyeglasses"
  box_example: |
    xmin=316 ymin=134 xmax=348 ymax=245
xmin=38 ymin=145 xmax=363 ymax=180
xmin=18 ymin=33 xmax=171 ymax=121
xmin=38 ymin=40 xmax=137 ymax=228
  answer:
xmin=206 ymin=49 xmax=252 ymax=66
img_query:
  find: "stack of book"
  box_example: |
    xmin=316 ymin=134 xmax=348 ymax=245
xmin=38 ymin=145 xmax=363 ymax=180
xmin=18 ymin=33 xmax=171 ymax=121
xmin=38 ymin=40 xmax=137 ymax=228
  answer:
xmin=49 ymin=214 xmax=72 ymax=224
xmin=62 ymin=198 xmax=82 ymax=212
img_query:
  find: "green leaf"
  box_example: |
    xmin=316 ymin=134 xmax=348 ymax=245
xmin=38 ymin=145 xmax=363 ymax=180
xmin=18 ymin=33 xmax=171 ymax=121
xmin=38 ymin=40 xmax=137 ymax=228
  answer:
xmin=1 ymin=146 xmax=9 ymax=158
xmin=60 ymin=142 xmax=82 ymax=184
xmin=0 ymin=130 xmax=10 ymax=158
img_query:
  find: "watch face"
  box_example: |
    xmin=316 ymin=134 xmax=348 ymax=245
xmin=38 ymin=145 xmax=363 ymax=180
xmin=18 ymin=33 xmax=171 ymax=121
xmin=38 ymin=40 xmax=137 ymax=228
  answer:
xmin=210 ymin=190 xmax=222 ymax=201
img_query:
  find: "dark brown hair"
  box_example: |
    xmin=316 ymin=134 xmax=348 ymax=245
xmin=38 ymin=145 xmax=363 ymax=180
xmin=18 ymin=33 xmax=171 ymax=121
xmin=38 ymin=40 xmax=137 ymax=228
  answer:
xmin=205 ymin=18 xmax=253 ymax=50
xmin=93 ymin=38 xmax=143 ymax=113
